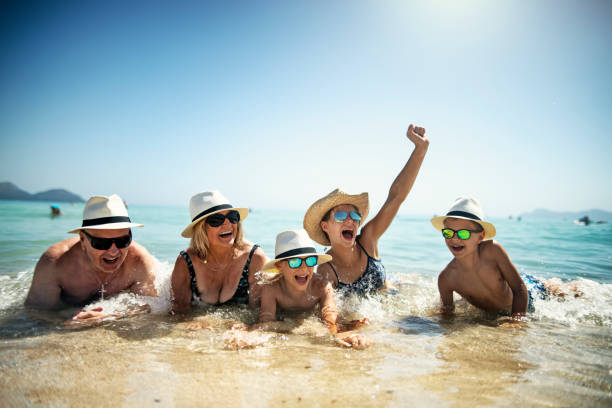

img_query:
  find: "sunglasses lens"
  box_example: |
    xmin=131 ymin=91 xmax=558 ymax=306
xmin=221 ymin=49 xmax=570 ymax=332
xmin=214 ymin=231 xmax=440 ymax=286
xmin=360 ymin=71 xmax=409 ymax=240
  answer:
xmin=287 ymin=258 xmax=302 ymax=268
xmin=206 ymin=214 xmax=226 ymax=227
xmin=442 ymin=229 xmax=454 ymax=239
xmin=227 ymin=211 xmax=240 ymax=224
xmin=333 ymin=211 xmax=348 ymax=222
xmin=457 ymin=230 xmax=471 ymax=240
xmin=305 ymin=256 xmax=318 ymax=267
xmin=114 ymin=234 xmax=132 ymax=248
xmin=349 ymin=211 xmax=362 ymax=222
xmin=90 ymin=238 xmax=112 ymax=250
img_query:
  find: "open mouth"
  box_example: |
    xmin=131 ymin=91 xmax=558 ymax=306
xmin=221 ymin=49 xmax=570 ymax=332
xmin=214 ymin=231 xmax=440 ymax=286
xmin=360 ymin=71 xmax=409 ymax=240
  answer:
xmin=102 ymin=256 xmax=120 ymax=264
xmin=341 ymin=229 xmax=354 ymax=240
xmin=294 ymin=274 xmax=309 ymax=285
xmin=450 ymin=245 xmax=464 ymax=253
xmin=219 ymin=231 xmax=233 ymax=239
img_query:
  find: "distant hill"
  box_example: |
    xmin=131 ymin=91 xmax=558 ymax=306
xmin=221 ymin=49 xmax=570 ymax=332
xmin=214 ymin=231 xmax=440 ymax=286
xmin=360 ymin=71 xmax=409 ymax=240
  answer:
xmin=0 ymin=182 xmax=85 ymax=203
xmin=520 ymin=208 xmax=612 ymax=222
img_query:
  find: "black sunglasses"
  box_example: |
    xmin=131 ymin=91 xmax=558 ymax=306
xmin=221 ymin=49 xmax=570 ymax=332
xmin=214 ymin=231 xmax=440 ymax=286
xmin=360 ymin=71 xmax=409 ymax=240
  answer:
xmin=82 ymin=230 xmax=132 ymax=250
xmin=205 ymin=211 xmax=240 ymax=227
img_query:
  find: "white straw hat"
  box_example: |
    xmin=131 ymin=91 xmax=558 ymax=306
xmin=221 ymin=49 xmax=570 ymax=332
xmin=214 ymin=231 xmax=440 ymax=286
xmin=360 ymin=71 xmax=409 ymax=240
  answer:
xmin=69 ymin=194 xmax=142 ymax=233
xmin=262 ymin=229 xmax=333 ymax=272
xmin=303 ymin=188 xmax=369 ymax=246
xmin=181 ymin=190 xmax=249 ymax=238
xmin=430 ymin=197 xmax=496 ymax=240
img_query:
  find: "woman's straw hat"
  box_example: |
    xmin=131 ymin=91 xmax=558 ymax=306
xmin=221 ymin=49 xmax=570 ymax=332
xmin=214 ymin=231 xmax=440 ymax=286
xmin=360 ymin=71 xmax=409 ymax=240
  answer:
xmin=181 ymin=190 xmax=248 ymax=238
xmin=303 ymin=188 xmax=369 ymax=246
xmin=262 ymin=229 xmax=332 ymax=272
xmin=69 ymin=194 xmax=142 ymax=233
xmin=430 ymin=197 xmax=496 ymax=240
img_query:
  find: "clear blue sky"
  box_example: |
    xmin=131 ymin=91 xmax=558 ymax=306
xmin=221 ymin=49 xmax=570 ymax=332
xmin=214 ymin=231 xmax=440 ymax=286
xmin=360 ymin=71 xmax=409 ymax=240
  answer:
xmin=1 ymin=0 xmax=611 ymax=216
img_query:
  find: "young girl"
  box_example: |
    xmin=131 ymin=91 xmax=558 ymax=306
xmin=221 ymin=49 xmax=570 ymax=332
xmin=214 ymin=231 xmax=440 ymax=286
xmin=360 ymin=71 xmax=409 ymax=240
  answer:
xmin=303 ymin=124 xmax=429 ymax=295
xmin=256 ymin=229 xmax=368 ymax=349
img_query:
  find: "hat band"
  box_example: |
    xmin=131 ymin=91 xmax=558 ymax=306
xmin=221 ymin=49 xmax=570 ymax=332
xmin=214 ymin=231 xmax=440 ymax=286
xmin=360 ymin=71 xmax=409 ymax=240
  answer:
xmin=446 ymin=210 xmax=481 ymax=221
xmin=192 ymin=204 xmax=233 ymax=222
xmin=276 ymin=247 xmax=317 ymax=260
xmin=82 ymin=216 xmax=131 ymax=227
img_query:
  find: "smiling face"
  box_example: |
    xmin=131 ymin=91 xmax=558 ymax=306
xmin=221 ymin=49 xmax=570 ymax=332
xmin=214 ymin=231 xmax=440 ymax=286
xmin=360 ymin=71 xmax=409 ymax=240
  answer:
xmin=442 ymin=218 xmax=485 ymax=258
xmin=320 ymin=204 xmax=361 ymax=247
xmin=277 ymin=258 xmax=314 ymax=292
xmin=80 ymin=228 xmax=131 ymax=274
xmin=205 ymin=210 xmax=239 ymax=247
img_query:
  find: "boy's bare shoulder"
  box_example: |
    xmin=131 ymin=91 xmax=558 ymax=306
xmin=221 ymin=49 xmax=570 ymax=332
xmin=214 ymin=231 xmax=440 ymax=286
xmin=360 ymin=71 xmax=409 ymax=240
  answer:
xmin=479 ymin=240 xmax=507 ymax=259
xmin=439 ymin=259 xmax=458 ymax=280
xmin=311 ymin=273 xmax=333 ymax=293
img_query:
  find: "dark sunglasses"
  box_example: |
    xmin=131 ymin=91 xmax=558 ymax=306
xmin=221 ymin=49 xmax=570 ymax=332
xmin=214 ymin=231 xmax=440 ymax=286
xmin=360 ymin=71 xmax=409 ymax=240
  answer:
xmin=287 ymin=256 xmax=318 ymax=269
xmin=441 ymin=228 xmax=482 ymax=240
xmin=82 ymin=230 xmax=132 ymax=250
xmin=205 ymin=211 xmax=240 ymax=227
xmin=333 ymin=211 xmax=362 ymax=223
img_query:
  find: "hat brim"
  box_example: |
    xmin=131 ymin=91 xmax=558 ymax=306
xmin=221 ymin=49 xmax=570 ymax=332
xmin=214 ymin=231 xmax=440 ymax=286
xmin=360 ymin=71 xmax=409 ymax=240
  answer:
xmin=181 ymin=207 xmax=249 ymax=238
xmin=69 ymin=222 xmax=143 ymax=234
xmin=262 ymin=253 xmax=332 ymax=272
xmin=303 ymin=190 xmax=369 ymax=246
xmin=430 ymin=216 xmax=496 ymax=240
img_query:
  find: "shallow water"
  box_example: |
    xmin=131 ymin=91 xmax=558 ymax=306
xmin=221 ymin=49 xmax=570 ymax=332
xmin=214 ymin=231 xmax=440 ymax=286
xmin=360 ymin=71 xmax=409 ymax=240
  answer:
xmin=1 ymin=201 xmax=611 ymax=407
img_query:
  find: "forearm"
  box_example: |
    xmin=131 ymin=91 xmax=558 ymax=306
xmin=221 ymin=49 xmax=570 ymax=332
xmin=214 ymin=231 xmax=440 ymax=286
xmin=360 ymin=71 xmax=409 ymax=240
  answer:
xmin=388 ymin=145 xmax=428 ymax=203
xmin=511 ymin=289 xmax=529 ymax=316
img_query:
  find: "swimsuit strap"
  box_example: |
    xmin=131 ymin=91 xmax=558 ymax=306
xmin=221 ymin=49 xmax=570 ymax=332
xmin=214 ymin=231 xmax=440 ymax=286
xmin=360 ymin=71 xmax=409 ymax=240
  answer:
xmin=328 ymin=262 xmax=342 ymax=284
xmin=179 ymin=250 xmax=201 ymax=300
xmin=227 ymin=244 xmax=260 ymax=304
xmin=242 ymin=244 xmax=259 ymax=275
xmin=356 ymin=238 xmax=372 ymax=259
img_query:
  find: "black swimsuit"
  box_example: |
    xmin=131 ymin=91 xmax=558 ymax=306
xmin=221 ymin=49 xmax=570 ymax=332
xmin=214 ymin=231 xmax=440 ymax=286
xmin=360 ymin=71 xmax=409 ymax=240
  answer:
xmin=329 ymin=239 xmax=386 ymax=296
xmin=179 ymin=244 xmax=259 ymax=305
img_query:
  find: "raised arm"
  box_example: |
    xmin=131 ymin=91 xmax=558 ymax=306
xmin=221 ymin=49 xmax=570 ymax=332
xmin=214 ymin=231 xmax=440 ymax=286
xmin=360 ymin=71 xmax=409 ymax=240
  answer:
xmin=492 ymin=242 xmax=528 ymax=317
xmin=361 ymin=124 xmax=429 ymax=249
xmin=25 ymin=251 xmax=62 ymax=309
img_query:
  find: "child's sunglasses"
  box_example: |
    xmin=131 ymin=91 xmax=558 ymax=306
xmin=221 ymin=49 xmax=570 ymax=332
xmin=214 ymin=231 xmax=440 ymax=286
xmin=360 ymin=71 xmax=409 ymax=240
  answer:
xmin=82 ymin=230 xmax=132 ymax=250
xmin=333 ymin=211 xmax=362 ymax=223
xmin=205 ymin=211 xmax=240 ymax=227
xmin=441 ymin=228 xmax=482 ymax=240
xmin=287 ymin=256 xmax=318 ymax=269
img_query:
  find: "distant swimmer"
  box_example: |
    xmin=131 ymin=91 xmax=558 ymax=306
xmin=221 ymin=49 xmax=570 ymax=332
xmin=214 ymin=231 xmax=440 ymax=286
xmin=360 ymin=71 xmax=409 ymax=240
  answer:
xmin=50 ymin=205 xmax=61 ymax=216
xmin=25 ymin=194 xmax=157 ymax=327
xmin=578 ymin=215 xmax=591 ymax=226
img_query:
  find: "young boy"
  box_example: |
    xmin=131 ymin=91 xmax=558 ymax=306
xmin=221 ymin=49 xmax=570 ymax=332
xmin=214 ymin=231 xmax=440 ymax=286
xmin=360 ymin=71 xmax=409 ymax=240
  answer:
xmin=431 ymin=198 xmax=530 ymax=317
xmin=257 ymin=229 xmax=369 ymax=348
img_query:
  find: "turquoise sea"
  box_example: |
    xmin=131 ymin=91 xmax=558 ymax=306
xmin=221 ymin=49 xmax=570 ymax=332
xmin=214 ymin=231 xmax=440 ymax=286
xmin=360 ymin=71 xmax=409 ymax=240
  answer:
xmin=1 ymin=200 xmax=611 ymax=407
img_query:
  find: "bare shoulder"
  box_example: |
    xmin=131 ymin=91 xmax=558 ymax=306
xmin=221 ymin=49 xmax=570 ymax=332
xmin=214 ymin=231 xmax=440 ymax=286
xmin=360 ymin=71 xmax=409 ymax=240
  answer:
xmin=127 ymin=241 xmax=154 ymax=263
xmin=315 ymin=262 xmax=335 ymax=282
xmin=250 ymin=246 xmax=267 ymax=265
xmin=39 ymin=237 xmax=80 ymax=267
xmin=480 ymin=240 xmax=508 ymax=259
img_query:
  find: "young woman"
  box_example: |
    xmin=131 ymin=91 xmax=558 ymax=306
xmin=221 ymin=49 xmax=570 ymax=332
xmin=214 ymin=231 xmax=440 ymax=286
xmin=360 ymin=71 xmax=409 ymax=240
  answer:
xmin=303 ymin=124 xmax=429 ymax=295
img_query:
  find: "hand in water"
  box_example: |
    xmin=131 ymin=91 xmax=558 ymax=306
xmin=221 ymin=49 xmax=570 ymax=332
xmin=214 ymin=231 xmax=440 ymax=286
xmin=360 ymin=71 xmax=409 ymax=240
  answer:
xmin=223 ymin=327 xmax=272 ymax=350
xmin=63 ymin=307 xmax=120 ymax=329
xmin=334 ymin=331 xmax=369 ymax=349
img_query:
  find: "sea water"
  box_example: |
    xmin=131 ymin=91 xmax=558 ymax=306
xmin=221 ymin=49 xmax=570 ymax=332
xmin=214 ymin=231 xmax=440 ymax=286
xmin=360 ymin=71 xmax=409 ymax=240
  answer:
xmin=0 ymin=200 xmax=611 ymax=407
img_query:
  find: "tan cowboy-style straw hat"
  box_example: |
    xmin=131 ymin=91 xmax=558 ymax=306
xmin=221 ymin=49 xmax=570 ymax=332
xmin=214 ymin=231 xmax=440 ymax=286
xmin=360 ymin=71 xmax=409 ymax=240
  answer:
xmin=262 ymin=229 xmax=332 ymax=272
xmin=303 ymin=188 xmax=369 ymax=246
xmin=181 ymin=190 xmax=249 ymax=238
xmin=69 ymin=194 xmax=143 ymax=233
xmin=430 ymin=197 xmax=496 ymax=240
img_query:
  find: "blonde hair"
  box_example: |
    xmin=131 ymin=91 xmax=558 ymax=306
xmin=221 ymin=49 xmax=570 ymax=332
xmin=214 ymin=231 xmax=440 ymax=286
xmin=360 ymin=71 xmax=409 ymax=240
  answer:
xmin=189 ymin=219 xmax=245 ymax=260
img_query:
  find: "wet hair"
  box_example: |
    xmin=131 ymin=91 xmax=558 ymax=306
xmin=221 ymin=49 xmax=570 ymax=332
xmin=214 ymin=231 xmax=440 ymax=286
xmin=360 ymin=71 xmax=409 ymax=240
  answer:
xmin=189 ymin=219 xmax=245 ymax=260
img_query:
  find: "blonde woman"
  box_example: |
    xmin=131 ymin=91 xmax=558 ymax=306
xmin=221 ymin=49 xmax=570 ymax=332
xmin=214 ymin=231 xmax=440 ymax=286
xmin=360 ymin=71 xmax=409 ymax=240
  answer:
xmin=171 ymin=191 xmax=266 ymax=313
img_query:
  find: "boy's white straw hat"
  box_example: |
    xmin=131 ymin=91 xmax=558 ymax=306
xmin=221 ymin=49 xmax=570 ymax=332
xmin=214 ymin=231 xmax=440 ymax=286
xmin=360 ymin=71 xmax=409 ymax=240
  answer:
xmin=430 ymin=197 xmax=496 ymax=240
xmin=69 ymin=194 xmax=142 ymax=233
xmin=262 ymin=229 xmax=332 ymax=272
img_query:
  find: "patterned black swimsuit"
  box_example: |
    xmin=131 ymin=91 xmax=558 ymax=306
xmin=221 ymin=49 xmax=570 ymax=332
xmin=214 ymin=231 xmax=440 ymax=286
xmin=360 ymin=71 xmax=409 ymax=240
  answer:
xmin=329 ymin=239 xmax=386 ymax=296
xmin=179 ymin=244 xmax=259 ymax=305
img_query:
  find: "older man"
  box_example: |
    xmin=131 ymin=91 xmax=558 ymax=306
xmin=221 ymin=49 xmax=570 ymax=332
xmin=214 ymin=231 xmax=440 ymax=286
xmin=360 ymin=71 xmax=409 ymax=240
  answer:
xmin=25 ymin=194 xmax=157 ymax=325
